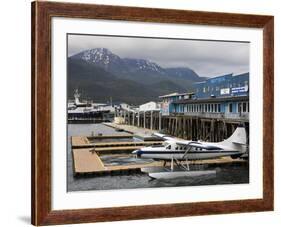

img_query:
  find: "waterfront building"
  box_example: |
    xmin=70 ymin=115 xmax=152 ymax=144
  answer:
xmin=160 ymin=73 xmax=249 ymax=120
xmin=139 ymin=101 xmax=161 ymax=112
xmin=159 ymin=92 xmax=194 ymax=116
xmin=193 ymin=72 xmax=249 ymax=99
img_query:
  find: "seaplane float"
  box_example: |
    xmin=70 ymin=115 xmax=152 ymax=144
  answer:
xmin=132 ymin=126 xmax=247 ymax=179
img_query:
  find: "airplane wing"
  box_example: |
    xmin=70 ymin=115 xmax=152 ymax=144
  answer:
xmin=152 ymin=132 xmax=177 ymax=141
xmin=176 ymin=141 xmax=223 ymax=150
xmin=153 ymin=133 xmax=224 ymax=150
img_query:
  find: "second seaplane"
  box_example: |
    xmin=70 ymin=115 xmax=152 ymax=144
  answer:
xmin=132 ymin=126 xmax=247 ymax=179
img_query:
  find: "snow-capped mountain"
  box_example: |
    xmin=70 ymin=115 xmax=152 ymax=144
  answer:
xmin=71 ymin=48 xmax=200 ymax=77
xmin=70 ymin=48 xmax=205 ymax=85
xmin=71 ymin=48 xmax=129 ymax=73
xmin=123 ymin=58 xmax=166 ymax=74
xmin=68 ymin=48 xmax=208 ymax=104
xmin=71 ymin=47 xmax=168 ymax=76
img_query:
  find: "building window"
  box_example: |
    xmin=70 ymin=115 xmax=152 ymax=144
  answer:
xmin=229 ymin=103 xmax=233 ymax=113
xmin=243 ymin=102 xmax=247 ymax=112
xmin=247 ymin=102 xmax=249 ymax=112
xmin=214 ymin=104 xmax=217 ymax=112
xmin=203 ymin=87 xmax=206 ymax=93
xmin=218 ymin=104 xmax=221 ymax=112
xmin=216 ymin=86 xmax=219 ymax=91
xmin=238 ymin=103 xmax=242 ymax=113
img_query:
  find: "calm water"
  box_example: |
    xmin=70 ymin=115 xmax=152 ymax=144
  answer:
xmin=67 ymin=123 xmax=249 ymax=192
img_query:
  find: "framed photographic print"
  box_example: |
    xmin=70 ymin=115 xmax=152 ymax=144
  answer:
xmin=31 ymin=1 xmax=274 ymax=226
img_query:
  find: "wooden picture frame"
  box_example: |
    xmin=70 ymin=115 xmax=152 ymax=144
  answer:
xmin=31 ymin=1 xmax=274 ymax=226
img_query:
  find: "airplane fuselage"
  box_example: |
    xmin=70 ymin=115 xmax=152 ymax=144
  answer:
xmin=133 ymin=127 xmax=247 ymax=161
xmin=135 ymin=147 xmax=242 ymax=160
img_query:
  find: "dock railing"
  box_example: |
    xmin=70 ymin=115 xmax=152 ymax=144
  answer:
xmin=178 ymin=112 xmax=249 ymax=120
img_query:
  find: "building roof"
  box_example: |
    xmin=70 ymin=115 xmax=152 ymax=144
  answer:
xmin=193 ymin=72 xmax=249 ymax=85
xmin=159 ymin=92 xmax=194 ymax=98
xmin=172 ymin=95 xmax=249 ymax=104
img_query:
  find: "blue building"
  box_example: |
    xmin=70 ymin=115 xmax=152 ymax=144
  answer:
xmin=160 ymin=73 xmax=249 ymax=120
xmin=193 ymin=73 xmax=249 ymax=99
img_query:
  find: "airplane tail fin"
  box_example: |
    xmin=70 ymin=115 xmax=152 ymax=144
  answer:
xmin=218 ymin=126 xmax=247 ymax=152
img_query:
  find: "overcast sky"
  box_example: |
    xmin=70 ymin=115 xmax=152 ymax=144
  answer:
xmin=68 ymin=34 xmax=249 ymax=78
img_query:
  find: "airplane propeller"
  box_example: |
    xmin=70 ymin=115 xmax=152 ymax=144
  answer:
xmin=132 ymin=149 xmax=140 ymax=159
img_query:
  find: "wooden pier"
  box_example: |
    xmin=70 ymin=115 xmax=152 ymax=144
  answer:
xmin=72 ymin=148 xmax=163 ymax=175
xmin=71 ymin=134 xmax=165 ymax=175
xmin=88 ymin=134 xmax=133 ymax=140
xmin=71 ymin=136 xmax=163 ymax=149
xmin=103 ymin=122 xmax=163 ymax=141
xmin=114 ymin=111 xmax=249 ymax=142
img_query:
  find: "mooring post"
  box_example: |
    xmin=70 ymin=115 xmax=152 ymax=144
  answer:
xmin=144 ymin=111 xmax=146 ymax=128
xmin=128 ymin=111 xmax=130 ymax=125
xmin=123 ymin=110 xmax=126 ymax=123
xmin=159 ymin=111 xmax=162 ymax=130
xmin=132 ymin=112 xmax=135 ymax=126
xmin=150 ymin=110 xmax=153 ymax=130
xmin=138 ymin=111 xmax=140 ymax=127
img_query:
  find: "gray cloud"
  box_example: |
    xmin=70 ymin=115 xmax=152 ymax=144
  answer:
xmin=68 ymin=34 xmax=249 ymax=77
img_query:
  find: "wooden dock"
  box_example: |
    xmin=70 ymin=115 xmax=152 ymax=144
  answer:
xmin=88 ymin=134 xmax=133 ymax=140
xmin=71 ymin=131 xmax=247 ymax=176
xmin=103 ymin=122 xmax=163 ymax=141
xmin=94 ymin=146 xmax=143 ymax=153
xmin=71 ymin=138 xmax=163 ymax=149
xmin=113 ymin=110 xmax=249 ymax=143
xmin=72 ymin=148 xmax=163 ymax=175
xmin=71 ymin=136 xmax=90 ymax=147
xmin=73 ymin=149 xmax=105 ymax=173
xmin=72 ymin=148 xmax=246 ymax=175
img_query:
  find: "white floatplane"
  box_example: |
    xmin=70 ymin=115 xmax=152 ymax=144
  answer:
xmin=132 ymin=126 xmax=247 ymax=179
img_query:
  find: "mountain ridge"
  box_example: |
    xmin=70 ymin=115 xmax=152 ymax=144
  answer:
xmin=70 ymin=48 xmax=206 ymax=83
xmin=68 ymin=48 xmax=207 ymax=104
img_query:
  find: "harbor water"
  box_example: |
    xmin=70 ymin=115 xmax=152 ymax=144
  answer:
xmin=67 ymin=123 xmax=249 ymax=192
